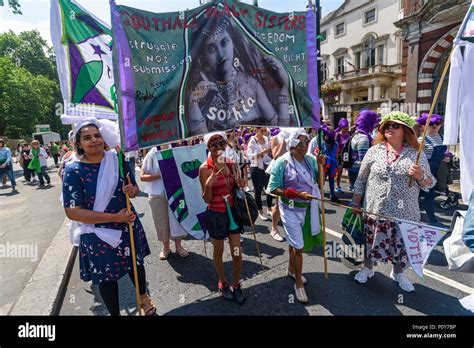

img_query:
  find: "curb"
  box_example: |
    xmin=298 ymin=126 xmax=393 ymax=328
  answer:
xmin=9 ymin=218 xmax=77 ymax=316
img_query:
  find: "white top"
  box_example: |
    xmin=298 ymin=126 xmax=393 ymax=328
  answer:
xmin=141 ymin=147 xmax=165 ymax=196
xmin=39 ymin=148 xmax=48 ymax=167
xmin=307 ymin=137 xmax=319 ymax=157
xmin=444 ymin=41 xmax=474 ymax=202
xmin=247 ymin=136 xmax=271 ymax=169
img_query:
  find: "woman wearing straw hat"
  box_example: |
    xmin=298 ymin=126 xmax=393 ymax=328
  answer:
xmin=199 ymin=132 xmax=246 ymax=304
xmin=268 ymin=129 xmax=324 ymax=303
xmin=352 ymin=112 xmax=436 ymax=292
xmin=62 ymin=117 xmax=156 ymax=315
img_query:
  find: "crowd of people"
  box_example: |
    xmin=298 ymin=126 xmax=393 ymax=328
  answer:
xmin=1 ymin=108 xmax=456 ymax=314
xmin=0 ymin=139 xmax=71 ymax=192
xmin=49 ymin=108 xmax=459 ymax=315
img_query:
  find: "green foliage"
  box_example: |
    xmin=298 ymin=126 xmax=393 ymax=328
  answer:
xmin=0 ymin=0 xmax=22 ymax=15
xmin=0 ymin=30 xmax=69 ymax=139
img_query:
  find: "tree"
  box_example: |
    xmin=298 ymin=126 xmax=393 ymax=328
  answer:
xmin=0 ymin=0 xmax=22 ymax=15
xmin=0 ymin=30 xmax=55 ymax=80
xmin=0 ymin=30 xmax=69 ymax=139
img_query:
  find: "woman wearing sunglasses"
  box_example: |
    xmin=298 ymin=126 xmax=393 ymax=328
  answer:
xmin=351 ymin=112 xmax=436 ymax=292
xmin=199 ymin=132 xmax=246 ymax=304
xmin=415 ymin=113 xmax=447 ymax=227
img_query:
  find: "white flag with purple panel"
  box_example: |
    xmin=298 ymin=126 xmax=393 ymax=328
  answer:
xmin=398 ymin=221 xmax=447 ymax=278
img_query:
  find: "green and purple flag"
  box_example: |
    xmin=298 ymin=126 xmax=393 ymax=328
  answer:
xmin=50 ymin=0 xmax=117 ymax=120
xmin=110 ymin=0 xmax=320 ymax=151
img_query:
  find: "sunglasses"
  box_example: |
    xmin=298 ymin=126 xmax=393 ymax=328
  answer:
xmin=296 ymin=140 xmax=310 ymax=147
xmin=210 ymin=139 xmax=227 ymax=148
xmin=384 ymin=123 xmax=402 ymax=131
xmin=430 ymin=122 xmax=442 ymax=126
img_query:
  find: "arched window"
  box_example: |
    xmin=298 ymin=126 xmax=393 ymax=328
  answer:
xmin=364 ymin=35 xmax=376 ymax=68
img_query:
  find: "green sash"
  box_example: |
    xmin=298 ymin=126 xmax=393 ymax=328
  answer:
xmin=28 ymin=148 xmax=41 ymax=173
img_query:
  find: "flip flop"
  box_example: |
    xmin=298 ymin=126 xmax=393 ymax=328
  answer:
xmin=176 ymin=247 xmax=189 ymax=258
xmin=159 ymin=249 xmax=171 ymax=260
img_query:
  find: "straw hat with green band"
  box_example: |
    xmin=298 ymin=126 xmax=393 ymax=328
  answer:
xmin=378 ymin=111 xmax=417 ymax=134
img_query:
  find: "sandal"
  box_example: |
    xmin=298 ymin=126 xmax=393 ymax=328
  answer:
xmin=176 ymin=247 xmax=189 ymax=258
xmin=159 ymin=249 xmax=171 ymax=260
xmin=140 ymin=293 xmax=157 ymax=316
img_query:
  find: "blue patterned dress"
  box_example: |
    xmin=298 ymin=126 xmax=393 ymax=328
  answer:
xmin=62 ymin=158 xmax=150 ymax=284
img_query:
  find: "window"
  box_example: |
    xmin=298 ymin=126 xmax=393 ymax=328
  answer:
xmin=321 ymin=61 xmax=328 ymax=81
xmin=364 ymin=36 xmax=376 ymax=67
xmin=365 ymin=9 xmax=376 ymax=24
xmin=355 ymin=52 xmax=361 ymax=69
xmin=320 ymin=31 xmax=327 ymax=42
xmin=336 ymin=23 xmax=345 ymax=36
xmin=378 ymin=45 xmax=384 ymax=65
xmin=337 ymin=57 xmax=345 ymax=75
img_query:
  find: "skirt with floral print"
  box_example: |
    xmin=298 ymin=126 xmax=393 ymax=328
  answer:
xmin=364 ymin=217 xmax=409 ymax=270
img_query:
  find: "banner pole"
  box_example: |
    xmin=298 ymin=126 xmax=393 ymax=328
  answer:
xmin=233 ymin=128 xmax=265 ymax=271
xmin=317 ymin=158 xmax=329 ymax=279
xmin=409 ymin=48 xmax=453 ymax=187
xmin=116 ymin=149 xmax=142 ymax=315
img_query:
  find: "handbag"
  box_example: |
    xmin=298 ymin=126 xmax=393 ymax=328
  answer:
xmin=443 ymin=210 xmax=474 ymax=273
xmin=233 ymin=187 xmax=259 ymax=226
xmin=340 ymin=207 xmax=365 ymax=270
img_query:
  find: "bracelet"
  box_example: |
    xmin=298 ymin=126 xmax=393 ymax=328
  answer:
xmin=417 ymin=172 xmax=427 ymax=183
xmin=283 ymin=188 xmax=298 ymax=199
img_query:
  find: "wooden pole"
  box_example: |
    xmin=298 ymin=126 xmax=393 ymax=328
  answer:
xmin=409 ymin=48 xmax=454 ymax=187
xmin=232 ymin=128 xmax=265 ymax=271
xmin=125 ymin=176 xmax=142 ymax=316
xmin=317 ymin=158 xmax=329 ymax=279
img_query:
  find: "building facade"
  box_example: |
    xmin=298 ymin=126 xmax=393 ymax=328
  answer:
xmin=320 ymin=0 xmax=405 ymax=125
xmin=395 ymin=0 xmax=471 ymax=117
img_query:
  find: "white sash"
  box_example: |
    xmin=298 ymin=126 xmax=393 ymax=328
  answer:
xmin=69 ymin=151 xmax=123 ymax=248
xmin=282 ymin=152 xmax=321 ymax=237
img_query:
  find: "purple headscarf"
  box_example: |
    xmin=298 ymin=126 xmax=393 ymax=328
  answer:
xmin=355 ymin=110 xmax=380 ymax=143
xmin=416 ymin=113 xmax=443 ymax=126
xmin=271 ymin=128 xmax=281 ymax=137
xmin=322 ymin=125 xmax=335 ymax=139
xmin=334 ymin=118 xmax=349 ymax=134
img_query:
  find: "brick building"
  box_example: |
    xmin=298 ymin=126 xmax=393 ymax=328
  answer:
xmin=395 ymin=0 xmax=471 ymax=116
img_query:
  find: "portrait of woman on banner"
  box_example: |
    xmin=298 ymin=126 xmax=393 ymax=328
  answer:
xmin=185 ymin=15 xmax=291 ymax=135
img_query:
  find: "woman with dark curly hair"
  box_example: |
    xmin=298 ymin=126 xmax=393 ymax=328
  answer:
xmin=186 ymin=15 xmax=290 ymax=135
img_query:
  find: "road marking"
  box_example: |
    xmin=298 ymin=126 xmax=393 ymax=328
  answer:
xmin=423 ymin=269 xmax=474 ymax=295
xmin=324 ymin=227 xmax=474 ymax=295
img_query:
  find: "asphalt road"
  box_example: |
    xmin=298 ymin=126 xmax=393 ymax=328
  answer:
xmin=0 ymin=159 xmax=64 ymax=315
xmin=59 ymin=175 xmax=473 ymax=316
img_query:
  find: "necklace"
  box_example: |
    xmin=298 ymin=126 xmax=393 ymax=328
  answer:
xmin=385 ymin=143 xmax=404 ymax=165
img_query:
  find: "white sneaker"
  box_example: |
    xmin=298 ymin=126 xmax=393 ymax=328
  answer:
xmin=354 ymin=267 xmax=374 ymax=284
xmin=266 ymin=209 xmax=272 ymax=217
xmin=390 ymin=270 xmax=415 ymax=292
xmin=294 ymin=284 xmax=308 ymax=303
xmin=287 ymin=270 xmax=307 ymax=284
xmin=270 ymin=229 xmax=284 ymax=242
xmin=259 ymin=213 xmax=270 ymax=221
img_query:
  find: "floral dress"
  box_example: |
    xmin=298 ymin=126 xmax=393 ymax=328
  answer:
xmin=62 ymin=159 xmax=150 ymax=284
xmin=354 ymin=143 xmax=436 ymax=269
